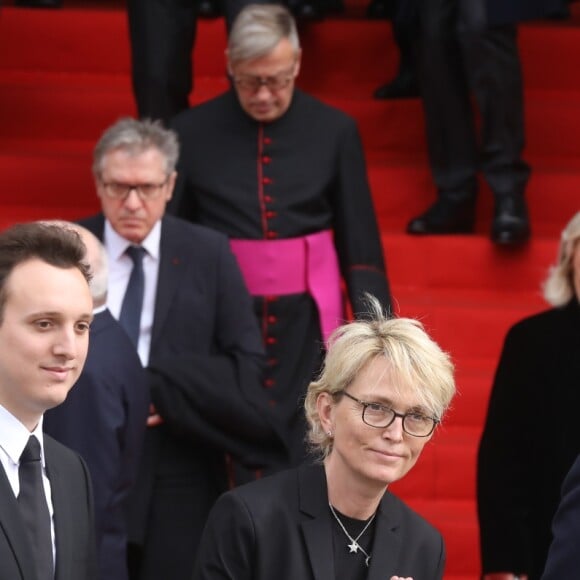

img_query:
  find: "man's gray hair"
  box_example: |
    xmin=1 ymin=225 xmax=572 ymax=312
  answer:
xmin=228 ymin=3 xmax=300 ymax=65
xmin=92 ymin=117 xmax=180 ymax=178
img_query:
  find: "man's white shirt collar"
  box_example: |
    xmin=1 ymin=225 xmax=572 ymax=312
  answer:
xmin=103 ymin=219 xmax=161 ymax=261
xmin=0 ymin=403 xmax=46 ymax=468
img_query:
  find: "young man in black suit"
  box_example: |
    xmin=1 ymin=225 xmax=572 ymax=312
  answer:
xmin=43 ymin=223 xmax=149 ymax=580
xmin=80 ymin=117 xmax=287 ymax=580
xmin=0 ymin=222 xmax=97 ymax=580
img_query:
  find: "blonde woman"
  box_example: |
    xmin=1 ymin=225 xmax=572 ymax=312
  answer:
xmin=193 ymin=297 xmax=455 ymax=580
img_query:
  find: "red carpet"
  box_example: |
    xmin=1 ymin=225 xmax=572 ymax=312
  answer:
xmin=1 ymin=3 xmax=579 ymax=578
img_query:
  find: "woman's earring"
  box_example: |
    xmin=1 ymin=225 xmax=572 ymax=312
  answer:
xmin=327 ymin=430 xmax=333 ymax=438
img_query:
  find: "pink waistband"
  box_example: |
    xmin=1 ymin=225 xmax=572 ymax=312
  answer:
xmin=230 ymin=230 xmax=342 ymax=343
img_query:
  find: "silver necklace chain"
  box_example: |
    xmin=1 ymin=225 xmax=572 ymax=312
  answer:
xmin=328 ymin=503 xmax=376 ymax=567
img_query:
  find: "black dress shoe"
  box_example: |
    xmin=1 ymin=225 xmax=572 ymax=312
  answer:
xmin=374 ymin=72 xmax=420 ymax=100
xmin=490 ymin=196 xmax=531 ymax=245
xmin=15 ymin=0 xmax=62 ymax=6
xmin=407 ymin=199 xmax=476 ymax=235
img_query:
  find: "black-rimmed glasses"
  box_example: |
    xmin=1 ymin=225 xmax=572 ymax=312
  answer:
xmin=339 ymin=391 xmax=439 ymax=437
xmin=100 ymin=179 xmax=169 ymax=201
xmin=232 ymin=65 xmax=296 ymax=93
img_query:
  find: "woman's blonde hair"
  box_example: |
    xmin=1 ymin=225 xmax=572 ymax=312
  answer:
xmin=543 ymin=211 xmax=580 ymax=306
xmin=304 ymin=296 xmax=455 ymax=459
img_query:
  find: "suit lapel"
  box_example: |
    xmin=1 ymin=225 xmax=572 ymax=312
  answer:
xmin=367 ymin=492 xmax=402 ymax=580
xmin=44 ymin=440 xmax=73 ymax=580
xmin=151 ymin=218 xmax=187 ymax=350
xmin=0 ymin=459 xmax=39 ymax=580
xmin=299 ymin=465 xmax=335 ymax=580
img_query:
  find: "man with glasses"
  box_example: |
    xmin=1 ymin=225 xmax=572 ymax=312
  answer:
xmin=80 ymin=117 xmax=287 ymax=580
xmin=170 ymin=4 xmax=392 ymax=481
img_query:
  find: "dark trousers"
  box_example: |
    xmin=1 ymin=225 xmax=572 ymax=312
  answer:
xmin=127 ymin=0 xmax=269 ymax=124
xmin=416 ymin=0 xmax=531 ymax=202
xmin=126 ymin=430 xmax=226 ymax=580
xmin=392 ymin=0 xmax=416 ymax=80
xmin=127 ymin=0 xmax=197 ymax=123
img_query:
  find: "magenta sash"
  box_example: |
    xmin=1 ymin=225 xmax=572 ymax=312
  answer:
xmin=230 ymin=230 xmax=342 ymax=343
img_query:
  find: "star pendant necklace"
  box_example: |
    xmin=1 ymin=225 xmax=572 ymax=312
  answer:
xmin=328 ymin=503 xmax=376 ymax=567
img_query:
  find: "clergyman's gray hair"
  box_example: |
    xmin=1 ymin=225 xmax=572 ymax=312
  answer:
xmin=228 ymin=3 xmax=300 ymax=65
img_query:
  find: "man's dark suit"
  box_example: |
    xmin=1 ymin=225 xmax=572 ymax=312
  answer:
xmin=478 ymin=299 xmax=580 ymax=579
xmin=542 ymin=454 xmax=580 ymax=579
xmin=128 ymin=0 xmax=254 ymax=123
xmin=194 ymin=464 xmax=445 ymax=580
xmin=0 ymin=435 xmax=97 ymax=580
xmin=80 ymin=213 xmax=287 ymax=580
xmin=43 ymin=309 xmax=149 ymax=580
xmin=400 ymin=0 xmax=569 ymax=216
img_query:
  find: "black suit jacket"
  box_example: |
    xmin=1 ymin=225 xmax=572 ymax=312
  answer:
xmin=193 ymin=464 xmax=446 ymax=580
xmin=478 ymin=299 xmax=580 ymax=579
xmin=43 ymin=309 xmax=149 ymax=580
xmin=542 ymin=453 xmax=580 ymax=579
xmin=0 ymin=435 xmax=97 ymax=580
xmin=80 ymin=214 xmax=287 ymax=567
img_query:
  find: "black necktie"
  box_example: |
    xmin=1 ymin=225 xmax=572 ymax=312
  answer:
xmin=119 ymin=245 xmax=146 ymax=347
xmin=18 ymin=435 xmax=54 ymax=580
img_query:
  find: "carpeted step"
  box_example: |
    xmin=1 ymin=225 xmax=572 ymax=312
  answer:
xmin=384 ymin=234 xmax=557 ymax=291
xmin=3 ymin=7 xmax=580 ymax=92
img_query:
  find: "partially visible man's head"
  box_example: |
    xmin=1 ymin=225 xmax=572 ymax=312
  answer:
xmin=41 ymin=221 xmax=109 ymax=309
xmin=93 ymin=118 xmax=179 ymax=244
xmin=0 ymin=223 xmax=93 ymax=429
xmin=228 ymin=4 xmax=301 ymax=123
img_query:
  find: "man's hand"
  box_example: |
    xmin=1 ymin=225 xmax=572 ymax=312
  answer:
xmin=146 ymin=403 xmax=164 ymax=427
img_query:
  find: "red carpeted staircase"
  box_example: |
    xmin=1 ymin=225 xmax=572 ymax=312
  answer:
xmin=1 ymin=2 xmax=579 ymax=577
